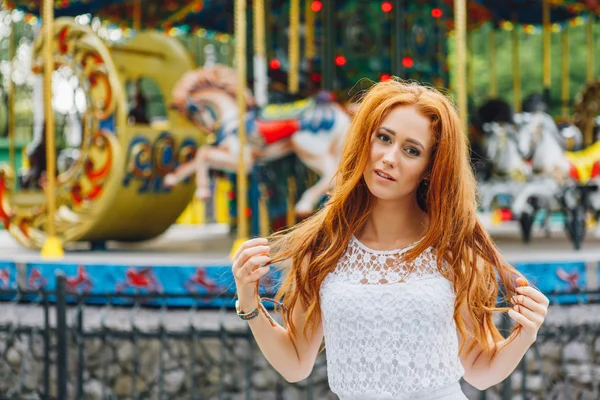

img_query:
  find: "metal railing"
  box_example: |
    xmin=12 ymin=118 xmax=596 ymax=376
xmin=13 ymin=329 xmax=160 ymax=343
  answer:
xmin=0 ymin=276 xmax=597 ymax=399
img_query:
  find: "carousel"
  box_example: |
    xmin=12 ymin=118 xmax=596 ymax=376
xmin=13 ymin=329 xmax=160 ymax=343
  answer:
xmin=0 ymin=0 xmax=597 ymax=305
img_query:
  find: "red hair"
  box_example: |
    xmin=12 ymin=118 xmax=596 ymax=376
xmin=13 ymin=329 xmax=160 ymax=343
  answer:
xmin=267 ymin=80 xmax=523 ymax=358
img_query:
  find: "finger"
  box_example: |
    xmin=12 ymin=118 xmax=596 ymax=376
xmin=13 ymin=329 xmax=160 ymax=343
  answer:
xmin=232 ymin=238 xmax=268 ymax=261
xmin=232 ymin=245 xmax=270 ymax=271
xmin=516 ymin=286 xmax=550 ymax=306
xmin=243 ymin=254 xmax=271 ymax=274
xmin=516 ymin=277 xmax=529 ymax=287
xmin=235 ymin=255 xmax=270 ymax=280
xmin=512 ymin=304 xmax=544 ymax=325
xmin=508 ymin=309 xmax=536 ymax=330
xmin=241 ymin=266 xmax=271 ymax=284
xmin=511 ymin=295 xmax=548 ymax=316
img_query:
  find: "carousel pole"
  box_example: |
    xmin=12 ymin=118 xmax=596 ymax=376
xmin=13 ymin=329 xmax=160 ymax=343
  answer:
xmin=322 ymin=0 xmax=335 ymax=90
xmin=512 ymin=14 xmax=521 ymax=113
xmin=392 ymin=0 xmax=404 ymax=77
xmin=286 ymin=176 xmax=296 ymax=227
xmin=305 ymin=1 xmax=319 ymax=186
xmin=454 ymin=0 xmax=468 ymax=132
xmin=561 ymin=25 xmax=569 ymax=118
xmin=543 ymin=0 xmax=551 ymax=105
xmin=305 ymin=0 xmax=315 ymax=73
xmin=586 ymin=14 xmax=595 ymax=146
xmin=488 ymin=25 xmax=497 ymax=98
xmin=253 ymin=0 xmax=268 ymax=107
xmin=467 ymin=30 xmax=475 ymax=102
xmin=232 ymin=0 xmax=249 ymax=254
xmin=258 ymin=183 xmax=270 ymax=237
xmin=288 ymin=0 xmax=300 ymax=93
xmin=8 ymin=20 xmax=15 ymax=187
xmin=41 ymin=0 xmax=63 ymax=257
xmin=587 ymin=14 xmax=594 ymax=84
xmin=133 ymin=0 xmax=142 ymax=32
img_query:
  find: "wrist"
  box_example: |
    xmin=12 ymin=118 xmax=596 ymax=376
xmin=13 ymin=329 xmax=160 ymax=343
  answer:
xmin=236 ymin=297 xmax=259 ymax=313
xmin=513 ymin=330 xmax=536 ymax=348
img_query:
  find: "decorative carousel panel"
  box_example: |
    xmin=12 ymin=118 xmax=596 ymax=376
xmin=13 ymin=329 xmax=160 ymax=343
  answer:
xmin=0 ymin=18 xmax=201 ymax=248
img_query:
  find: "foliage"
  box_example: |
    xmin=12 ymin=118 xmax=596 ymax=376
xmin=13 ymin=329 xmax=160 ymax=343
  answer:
xmin=449 ymin=21 xmax=598 ymax=118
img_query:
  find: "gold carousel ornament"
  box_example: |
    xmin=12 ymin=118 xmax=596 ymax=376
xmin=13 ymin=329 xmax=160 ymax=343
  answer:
xmin=0 ymin=18 xmax=200 ymax=250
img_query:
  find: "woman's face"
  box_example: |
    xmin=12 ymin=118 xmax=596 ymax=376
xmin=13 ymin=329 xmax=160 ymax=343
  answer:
xmin=363 ymin=104 xmax=434 ymax=204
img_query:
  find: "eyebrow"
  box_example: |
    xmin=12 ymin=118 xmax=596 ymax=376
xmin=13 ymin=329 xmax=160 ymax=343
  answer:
xmin=379 ymin=127 xmax=425 ymax=151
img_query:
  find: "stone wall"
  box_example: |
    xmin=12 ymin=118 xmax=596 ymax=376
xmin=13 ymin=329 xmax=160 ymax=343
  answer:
xmin=0 ymin=303 xmax=597 ymax=399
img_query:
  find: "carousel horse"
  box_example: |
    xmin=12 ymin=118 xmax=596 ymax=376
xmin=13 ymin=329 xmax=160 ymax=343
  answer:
xmin=474 ymin=99 xmax=530 ymax=212
xmin=515 ymin=111 xmax=572 ymax=180
xmin=515 ymin=108 xmax=600 ymax=243
xmin=166 ymin=65 xmax=351 ymax=216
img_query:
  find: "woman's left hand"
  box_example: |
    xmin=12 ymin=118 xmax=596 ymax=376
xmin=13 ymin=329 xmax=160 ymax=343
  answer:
xmin=509 ymin=283 xmax=550 ymax=344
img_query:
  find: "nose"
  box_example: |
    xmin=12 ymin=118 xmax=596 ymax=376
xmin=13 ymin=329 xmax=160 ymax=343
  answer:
xmin=382 ymin=148 xmax=397 ymax=167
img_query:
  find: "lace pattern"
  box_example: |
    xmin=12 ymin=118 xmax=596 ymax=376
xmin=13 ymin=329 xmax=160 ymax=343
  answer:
xmin=319 ymin=236 xmax=466 ymax=399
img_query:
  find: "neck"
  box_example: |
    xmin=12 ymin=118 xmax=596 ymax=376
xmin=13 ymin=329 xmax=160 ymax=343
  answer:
xmin=198 ymin=89 xmax=240 ymax=126
xmin=356 ymin=196 xmax=429 ymax=250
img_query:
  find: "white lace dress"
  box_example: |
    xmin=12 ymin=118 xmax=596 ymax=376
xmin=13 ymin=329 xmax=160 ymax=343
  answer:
xmin=319 ymin=236 xmax=467 ymax=400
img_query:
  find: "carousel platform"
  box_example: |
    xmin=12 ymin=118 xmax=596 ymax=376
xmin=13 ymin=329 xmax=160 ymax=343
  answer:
xmin=0 ymin=222 xmax=597 ymax=306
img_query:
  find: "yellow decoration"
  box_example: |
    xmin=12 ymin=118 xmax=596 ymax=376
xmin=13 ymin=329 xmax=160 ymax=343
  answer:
xmin=565 ymin=141 xmax=600 ymax=183
xmin=41 ymin=235 xmax=64 ymax=259
xmin=176 ymin=198 xmax=205 ymax=225
xmin=491 ymin=209 xmax=502 ymax=225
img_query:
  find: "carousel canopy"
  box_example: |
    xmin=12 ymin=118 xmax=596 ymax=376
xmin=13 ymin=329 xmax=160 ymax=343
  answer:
xmin=475 ymin=0 xmax=580 ymax=24
xmin=5 ymin=0 xmax=234 ymax=32
xmin=4 ymin=0 xmax=598 ymax=32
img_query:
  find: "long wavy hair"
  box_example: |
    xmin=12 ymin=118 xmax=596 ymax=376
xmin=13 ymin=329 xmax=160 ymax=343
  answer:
xmin=266 ymin=79 xmax=523 ymax=358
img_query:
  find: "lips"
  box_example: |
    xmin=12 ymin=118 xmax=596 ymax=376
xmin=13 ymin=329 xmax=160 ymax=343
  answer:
xmin=374 ymin=169 xmax=396 ymax=181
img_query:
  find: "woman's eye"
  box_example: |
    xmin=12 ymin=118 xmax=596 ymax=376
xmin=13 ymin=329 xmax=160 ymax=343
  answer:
xmin=377 ymin=133 xmax=392 ymax=143
xmin=406 ymin=147 xmax=421 ymax=157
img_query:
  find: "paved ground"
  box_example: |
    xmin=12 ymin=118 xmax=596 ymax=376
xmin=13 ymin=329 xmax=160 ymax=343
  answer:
xmin=0 ymin=221 xmax=598 ymax=266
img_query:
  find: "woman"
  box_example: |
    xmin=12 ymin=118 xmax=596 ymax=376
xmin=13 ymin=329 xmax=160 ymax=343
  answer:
xmin=232 ymin=80 xmax=549 ymax=399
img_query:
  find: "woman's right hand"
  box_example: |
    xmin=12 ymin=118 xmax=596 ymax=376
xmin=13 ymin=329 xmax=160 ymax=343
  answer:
xmin=232 ymin=238 xmax=272 ymax=304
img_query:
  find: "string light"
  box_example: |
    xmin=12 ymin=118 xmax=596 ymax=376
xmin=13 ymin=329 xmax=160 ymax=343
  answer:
xmin=335 ymin=55 xmax=346 ymax=67
xmin=269 ymin=59 xmax=281 ymax=69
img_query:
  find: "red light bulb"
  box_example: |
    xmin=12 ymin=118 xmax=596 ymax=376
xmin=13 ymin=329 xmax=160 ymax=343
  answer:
xmin=381 ymin=1 xmax=393 ymax=13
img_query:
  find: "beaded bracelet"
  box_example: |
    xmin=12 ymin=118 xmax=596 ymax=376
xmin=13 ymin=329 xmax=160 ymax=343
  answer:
xmin=235 ymin=300 xmax=261 ymax=320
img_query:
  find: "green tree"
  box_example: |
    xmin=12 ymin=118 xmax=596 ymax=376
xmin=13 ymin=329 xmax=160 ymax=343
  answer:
xmin=449 ymin=20 xmax=598 ymax=118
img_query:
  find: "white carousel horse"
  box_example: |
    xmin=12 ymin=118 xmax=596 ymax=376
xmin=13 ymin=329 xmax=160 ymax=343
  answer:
xmin=515 ymin=111 xmax=572 ymax=181
xmin=515 ymin=110 xmax=600 ymax=237
xmin=477 ymin=121 xmax=530 ymax=212
xmin=166 ymin=65 xmax=351 ymax=216
xmin=482 ymin=121 xmax=530 ymax=178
